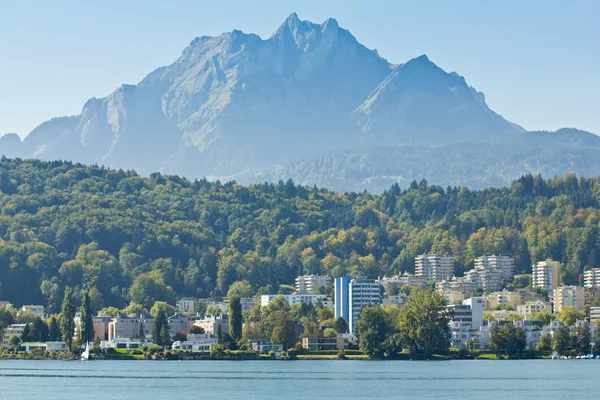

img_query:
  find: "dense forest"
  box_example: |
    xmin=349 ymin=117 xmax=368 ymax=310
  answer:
xmin=0 ymin=157 xmax=599 ymax=313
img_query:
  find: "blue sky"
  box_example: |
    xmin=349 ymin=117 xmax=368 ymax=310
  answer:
xmin=1 ymin=0 xmax=598 ymax=137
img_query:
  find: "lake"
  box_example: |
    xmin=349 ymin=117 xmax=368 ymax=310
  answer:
xmin=0 ymin=359 xmax=598 ymax=399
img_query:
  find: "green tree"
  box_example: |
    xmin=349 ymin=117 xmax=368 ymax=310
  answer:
xmin=333 ymin=317 xmax=348 ymax=334
xmin=269 ymin=310 xmax=296 ymax=349
xmin=531 ymin=310 xmax=554 ymax=326
xmin=488 ymin=324 xmax=502 ymax=357
xmin=150 ymin=301 xmax=177 ymax=318
xmin=60 ymin=286 xmax=76 ymax=351
xmin=122 ymin=302 xmax=149 ymax=316
xmin=206 ymin=304 xmax=222 ymax=317
xmin=47 ymin=316 xmax=61 ymax=341
xmin=138 ymin=321 xmax=145 ymax=340
xmin=357 ymin=305 xmax=391 ymax=358
xmin=9 ymin=335 xmax=21 ymax=352
xmin=573 ymin=322 xmax=591 ymax=355
xmin=227 ymin=280 xmax=253 ymax=298
xmin=79 ymin=291 xmax=94 ymax=345
xmin=552 ymin=325 xmax=572 ymax=355
xmin=152 ymin=310 xmax=169 ymax=348
xmin=536 ymin=333 xmax=553 ymax=351
xmin=194 ymin=299 xmax=208 ymax=316
xmin=398 ymin=290 xmax=451 ymax=357
xmin=228 ymin=295 xmax=243 ymax=341
xmin=129 ymin=271 xmax=175 ymax=310
xmin=30 ymin=318 xmax=49 ymax=342
xmin=557 ymin=307 xmax=586 ymax=326
xmin=323 ymin=327 xmax=337 ymax=338
xmin=21 ymin=324 xmax=31 ymax=342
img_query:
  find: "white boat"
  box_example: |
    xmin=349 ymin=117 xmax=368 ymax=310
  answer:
xmin=81 ymin=343 xmax=90 ymax=361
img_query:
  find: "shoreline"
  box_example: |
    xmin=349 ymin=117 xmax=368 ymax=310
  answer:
xmin=0 ymin=350 xmax=555 ymax=361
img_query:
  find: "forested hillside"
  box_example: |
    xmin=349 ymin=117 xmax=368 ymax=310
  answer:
xmin=0 ymin=158 xmax=599 ymax=312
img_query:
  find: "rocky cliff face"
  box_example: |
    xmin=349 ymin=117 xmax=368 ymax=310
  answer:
xmin=1 ymin=13 xmax=597 ymax=190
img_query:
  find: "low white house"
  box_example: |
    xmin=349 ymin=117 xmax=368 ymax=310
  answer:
xmin=100 ymin=338 xmax=149 ymax=350
xmin=20 ymin=341 xmax=69 ymax=352
xmin=171 ymin=333 xmax=218 ymax=351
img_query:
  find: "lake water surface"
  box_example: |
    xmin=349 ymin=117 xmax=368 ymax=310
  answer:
xmin=0 ymin=359 xmax=598 ymax=399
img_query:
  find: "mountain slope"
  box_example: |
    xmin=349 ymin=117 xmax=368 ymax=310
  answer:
xmin=274 ymin=128 xmax=600 ymax=192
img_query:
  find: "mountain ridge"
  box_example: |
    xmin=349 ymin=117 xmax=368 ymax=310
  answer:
xmin=1 ymin=13 xmax=597 ymax=191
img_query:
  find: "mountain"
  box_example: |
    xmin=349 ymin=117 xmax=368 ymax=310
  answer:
xmin=1 ymin=13 xmax=598 ymax=191
xmin=352 ymin=55 xmax=523 ymax=146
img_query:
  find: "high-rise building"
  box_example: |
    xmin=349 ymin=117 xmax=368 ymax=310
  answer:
xmin=584 ymin=268 xmax=600 ymax=288
xmin=334 ymin=276 xmax=352 ymax=324
xmin=474 ymin=255 xmax=515 ymax=286
xmin=552 ymin=286 xmax=585 ymax=313
xmin=335 ymin=276 xmax=382 ymax=333
xmin=348 ymin=277 xmax=382 ymax=333
xmin=415 ymin=254 xmax=454 ymax=282
xmin=295 ymin=275 xmax=332 ymax=294
xmin=531 ymin=259 xmax=561 ymax=290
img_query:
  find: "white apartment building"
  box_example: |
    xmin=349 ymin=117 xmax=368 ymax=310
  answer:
xmin=464 ymin=267 xmax=503 ymax=292
xmin=348 ymin=277 xmax=382 ymax=333
xmin=590 ymin=306 xmax=600 ymax=322
xmin=474 ymin=255 xmax=515 ymax=286
xmin=436 ymin=275 xmax=479 ymax=293
xmin=552 ymin=286 xmax=585 ymax=313
xmin=176 ymin=298 xmax=196 ymax=313
xmin=584 ymin=268 xmax=600 ymax=288
xmin=378 ymin=273 xmax=426 ymax=290
xmin=415 ymin=254 xmax=454 ymax=282
xmin=1 ymin=324 xmax=26 ymax=349
xmin=532 ymin=259 xmax=561 ymax=290
xmin=171 ymin=333 xmax=217 ymax=351
xmin=516 ymin=300 xmax=552 ymax=319
xmin=260 ymin=294 xmax=332 ymax=308
xmin=295 ymin=275 xmax=332 ymax=294
xmin=448 ymin=298 xmax=484 ymax=348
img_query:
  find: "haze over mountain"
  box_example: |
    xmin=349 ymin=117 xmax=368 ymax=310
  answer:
xmin=2 ymin=13 xmax=598 ymax=191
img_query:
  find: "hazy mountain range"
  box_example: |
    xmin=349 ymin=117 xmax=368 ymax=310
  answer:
xmin=2 ymin=13 xmax=599 ymax=192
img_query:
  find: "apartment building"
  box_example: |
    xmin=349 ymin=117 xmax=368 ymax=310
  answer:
xmin=295 ymin=275 xmax=332 ymax=294
xmin=1 ymin=324 xmax=26 ymax=349
xmin=107 ymin=314 xmax=155 ymax=341
xmin=348 ymin=277 xmax=382 ymax=333
xmin=474 ymin=255 xmax=515 ymax=285
xmin=590 ymin=306 xmax=600 ymax=322
xmin=335 ymin=276 xmax=382 ymax=333
xmin=260 ymin=294 xmax=332 ymax=308
xmin=193 ymin=314 xmax=229 ymax=335
xmin=382 ymin=293 xmax=409 ymax=308
xmin=415 ymin=254 xmax=454 ymax=282
xmin=464 ymin=267 xmax=503 ymax=292
xmin=487 ymin=290 xmax=523 ymax=310
xmin=378 ymin=273 xmax=427 ymax=290
xmin=531 ymin=259 xmax=561 ymax=290
xmin=448 ymin=298 xmax=484 ymax=348
xmin=552 ymin=286 xmax=585 ymax=313
xmin=436 ymin=275 xmax=479 ymax=293
xmin=516 ymin=300 xmax=552 ymax=319
xmin=176 ymin=298 xmax=197 ymax=313
xmin=584 ymin=268 xmax=600 ymax=288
